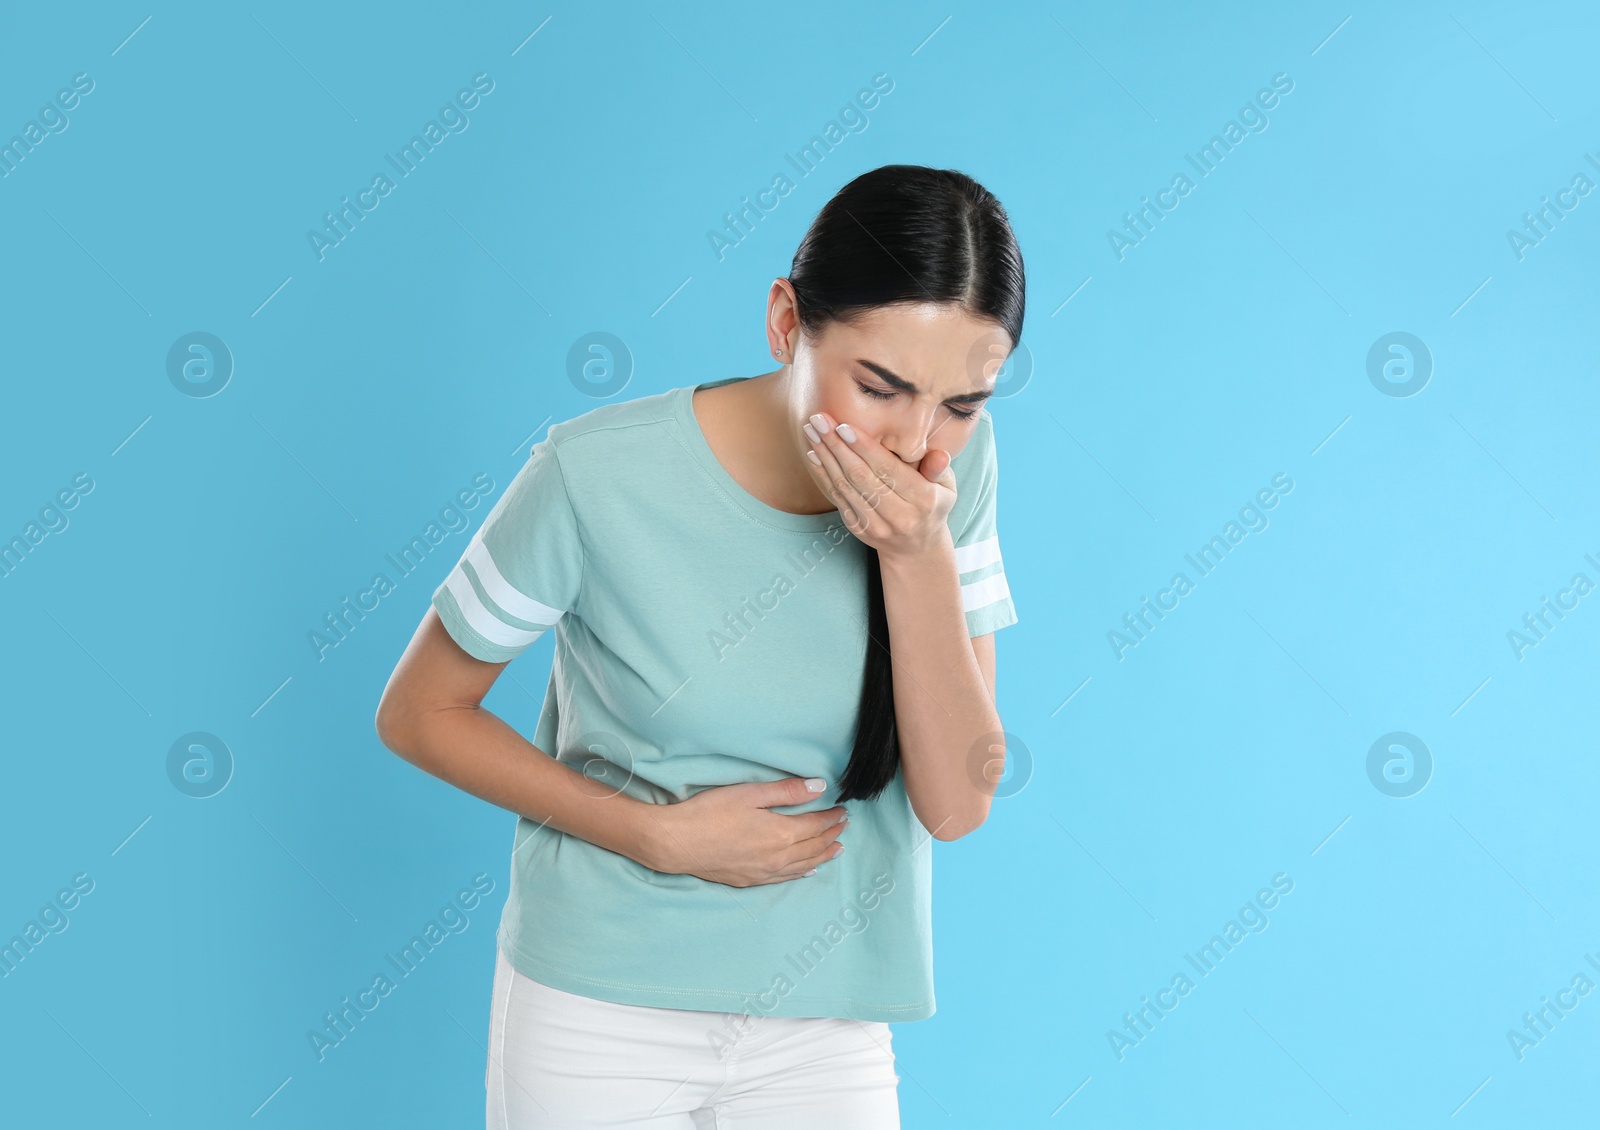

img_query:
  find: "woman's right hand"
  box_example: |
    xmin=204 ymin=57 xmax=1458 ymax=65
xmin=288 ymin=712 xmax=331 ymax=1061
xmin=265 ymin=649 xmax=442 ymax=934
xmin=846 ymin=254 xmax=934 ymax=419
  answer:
xmin=641 ymin=777 xmax=849 ymax=887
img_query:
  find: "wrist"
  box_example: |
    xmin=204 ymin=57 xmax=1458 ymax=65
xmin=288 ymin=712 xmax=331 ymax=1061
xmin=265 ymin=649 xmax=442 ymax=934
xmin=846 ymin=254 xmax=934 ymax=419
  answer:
xmin=878 ymin=529 xmax=956 ymax=573
xmin=627 ymin=799 xmax=677 ymax=873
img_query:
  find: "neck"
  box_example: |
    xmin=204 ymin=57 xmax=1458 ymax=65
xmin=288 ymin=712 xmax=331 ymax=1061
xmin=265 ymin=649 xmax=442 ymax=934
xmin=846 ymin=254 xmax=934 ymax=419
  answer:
xmin=739 ymin=369 xmax=837 ymax=516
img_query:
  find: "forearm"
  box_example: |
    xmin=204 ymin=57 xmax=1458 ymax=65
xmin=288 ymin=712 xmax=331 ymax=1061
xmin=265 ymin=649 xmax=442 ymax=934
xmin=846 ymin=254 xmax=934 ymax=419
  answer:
xmin=878 ymin=538 xmax=1003 ymax=839
xmin=380 ymin=703 xmax=669 ymax=868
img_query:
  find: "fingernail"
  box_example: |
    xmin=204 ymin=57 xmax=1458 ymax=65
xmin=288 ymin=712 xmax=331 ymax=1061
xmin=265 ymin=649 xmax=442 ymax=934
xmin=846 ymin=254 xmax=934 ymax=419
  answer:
xmin=835 ymin=812 xmax=849 ymax=825
xmin=806 ymin=450 xmax=821 ymax=466
xmin=836 ymin=422 xmax=856 ymax=444
xmin=809 ymin=413 xmax=832 ymax=436
xmin=803 ymin=422 xmax=820 ymax=444
xmin=804 ymin=868 xmax=818 ymax=876
xmin=805 ymin=777 xmax=826 ymax=792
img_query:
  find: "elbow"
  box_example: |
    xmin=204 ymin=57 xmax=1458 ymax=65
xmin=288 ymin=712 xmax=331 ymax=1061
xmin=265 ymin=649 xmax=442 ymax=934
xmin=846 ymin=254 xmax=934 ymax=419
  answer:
xmin=373 ymin=692 xmax=414 ymax=755
xmin=373 ymin=702 xmax=399 ymax=751
xmin=928 ymin=800 xmax=992 ymax=842
xmin=914 ymin=752 xmax=1002 ymax=841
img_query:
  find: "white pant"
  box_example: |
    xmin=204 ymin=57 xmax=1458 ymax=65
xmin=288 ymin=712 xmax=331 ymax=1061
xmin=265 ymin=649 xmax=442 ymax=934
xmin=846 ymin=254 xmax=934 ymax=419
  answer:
xmin=486 ymin=943 xmax=901 ymax=1129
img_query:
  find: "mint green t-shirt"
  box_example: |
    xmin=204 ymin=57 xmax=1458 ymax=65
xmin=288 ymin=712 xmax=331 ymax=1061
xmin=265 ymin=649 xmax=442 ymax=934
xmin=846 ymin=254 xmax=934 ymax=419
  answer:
xmin=431 ymin=375 xmax=1018 ymax=1022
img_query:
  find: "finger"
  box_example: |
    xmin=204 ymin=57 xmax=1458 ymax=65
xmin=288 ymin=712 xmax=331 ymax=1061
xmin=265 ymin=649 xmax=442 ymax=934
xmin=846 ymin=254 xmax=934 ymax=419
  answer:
xmin=809 ymin=427 xmax=888 ymax=533
xmin=817 ymin=422 xmax=901 ymax=511
xmin=781 ymin=804 xmax=848 ymax=836
xmin=822 ymin=418 xmax=911 ymax=506
xmin=780 ymin=818 xmax=847 ymax=869
xmin=804 ymin=434 xmax=867 ymax=534
xmin=775 ymin=836 xmax=846 ymax=880
xmin=753 ymin=777 xmax=835 ymax=810
xmin=790 ymin=811 xmax=848 ymax=852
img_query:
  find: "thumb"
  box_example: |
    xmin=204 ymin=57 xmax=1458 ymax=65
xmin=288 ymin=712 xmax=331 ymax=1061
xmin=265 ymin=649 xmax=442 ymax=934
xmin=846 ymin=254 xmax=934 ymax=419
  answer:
xmin=919 ymin=447 xmax=955 ymax=489
xmin=753 ymin=776 xmax=830 ymax=809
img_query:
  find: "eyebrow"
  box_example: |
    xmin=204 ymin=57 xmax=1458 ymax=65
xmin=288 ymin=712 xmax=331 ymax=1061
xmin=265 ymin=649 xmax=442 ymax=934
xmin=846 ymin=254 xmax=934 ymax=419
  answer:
xmin=856 ymin=359 xmax=994 ymax=405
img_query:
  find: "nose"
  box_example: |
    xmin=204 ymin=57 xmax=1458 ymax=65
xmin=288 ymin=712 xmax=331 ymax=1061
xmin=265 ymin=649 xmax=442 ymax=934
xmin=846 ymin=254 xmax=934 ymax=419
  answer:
xmin=879 ymin=402 xmax=941 ymax=463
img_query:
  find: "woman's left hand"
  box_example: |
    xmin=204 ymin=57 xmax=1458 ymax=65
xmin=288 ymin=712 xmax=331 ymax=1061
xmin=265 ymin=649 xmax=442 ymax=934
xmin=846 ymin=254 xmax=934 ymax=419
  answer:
xmin=801 ymin=411 xmax=957 ymax=562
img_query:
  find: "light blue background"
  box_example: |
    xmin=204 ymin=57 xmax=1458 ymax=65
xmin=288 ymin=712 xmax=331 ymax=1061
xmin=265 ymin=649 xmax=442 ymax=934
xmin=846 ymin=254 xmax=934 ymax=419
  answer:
xmin=2 ymin=1 xmax=1596 ymax=1125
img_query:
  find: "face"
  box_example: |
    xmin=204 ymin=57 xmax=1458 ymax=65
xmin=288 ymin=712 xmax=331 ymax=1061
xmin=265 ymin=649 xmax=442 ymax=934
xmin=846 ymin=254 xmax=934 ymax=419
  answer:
xmin=772 ymin=289 xmax=1012 ymax=468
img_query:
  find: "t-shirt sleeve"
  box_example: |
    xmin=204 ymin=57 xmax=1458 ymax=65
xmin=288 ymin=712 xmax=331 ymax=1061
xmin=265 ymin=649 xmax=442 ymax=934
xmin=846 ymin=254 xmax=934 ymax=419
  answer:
xmin=430 ymin=437 xmax=584 ymax=664
xmin=951 ymin=417 xmax=1018 ymax=638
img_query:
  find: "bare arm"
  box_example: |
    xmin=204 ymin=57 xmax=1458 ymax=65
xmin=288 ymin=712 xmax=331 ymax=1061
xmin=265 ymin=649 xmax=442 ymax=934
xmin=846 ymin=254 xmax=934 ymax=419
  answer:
xmin=374 ymin=608 xmax=666 ymax=865
xmin=879 ymin=540 xmax=1004 ymax=842
xmin=374 ymin=608 xmax=849 ymax=885
xmin=796 ymin=409 xmax=1007 ymax=844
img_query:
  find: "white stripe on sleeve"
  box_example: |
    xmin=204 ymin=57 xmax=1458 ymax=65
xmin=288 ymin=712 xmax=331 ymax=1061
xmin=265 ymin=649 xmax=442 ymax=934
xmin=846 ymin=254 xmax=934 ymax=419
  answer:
xmin=954 ymin=534 xmax=1001 ymax=574
xmin=961 ymin=570 xmax=1011 ymax=614
xmin=442 ymin=565 xmax=553 ymax=649
xmin=464 ymin=534 xmax=564 ymax=627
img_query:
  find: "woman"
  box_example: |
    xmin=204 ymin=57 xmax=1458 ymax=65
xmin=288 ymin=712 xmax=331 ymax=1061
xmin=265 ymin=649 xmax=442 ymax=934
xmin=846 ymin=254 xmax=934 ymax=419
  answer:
xmin=376 ymin=163 xmax=1023 ymax=1129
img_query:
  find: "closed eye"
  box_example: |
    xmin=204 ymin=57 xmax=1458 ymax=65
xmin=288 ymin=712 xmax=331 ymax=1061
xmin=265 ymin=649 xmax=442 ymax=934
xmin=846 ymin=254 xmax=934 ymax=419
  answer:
xmin=854 ymin=380 xmax=978 ymax=421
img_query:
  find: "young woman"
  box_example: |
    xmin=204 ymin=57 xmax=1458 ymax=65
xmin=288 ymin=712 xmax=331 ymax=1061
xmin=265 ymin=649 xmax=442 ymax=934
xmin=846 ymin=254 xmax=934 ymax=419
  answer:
xmin=376 ymin=164 xmax=1024 ymax=1129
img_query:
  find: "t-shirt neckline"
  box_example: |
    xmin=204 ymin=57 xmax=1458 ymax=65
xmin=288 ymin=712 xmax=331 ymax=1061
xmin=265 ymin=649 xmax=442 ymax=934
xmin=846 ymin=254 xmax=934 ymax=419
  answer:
xmin=674 ymin=377 xmax=842 ymax=533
